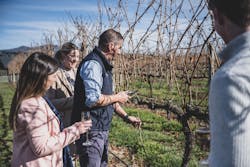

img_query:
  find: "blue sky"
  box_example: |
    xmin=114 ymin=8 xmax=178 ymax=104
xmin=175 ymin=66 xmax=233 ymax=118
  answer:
xmin=0 ymin=0 xmax=211 ymax=51
xmin=0 ymin=0 xmax=100 ymax=49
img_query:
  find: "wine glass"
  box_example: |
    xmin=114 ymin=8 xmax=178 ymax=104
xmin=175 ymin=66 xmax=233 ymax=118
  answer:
xmin=81 ymin=111 xmax=92 ymax=146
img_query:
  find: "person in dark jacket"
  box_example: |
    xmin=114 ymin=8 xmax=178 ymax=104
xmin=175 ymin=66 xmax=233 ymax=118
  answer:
xmin=71 ymin=29 xmax=141 ymax=167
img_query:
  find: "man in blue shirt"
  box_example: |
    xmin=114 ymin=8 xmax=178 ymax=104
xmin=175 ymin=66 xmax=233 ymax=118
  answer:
xmin=71 ymin=29 xmax=141 ymax=167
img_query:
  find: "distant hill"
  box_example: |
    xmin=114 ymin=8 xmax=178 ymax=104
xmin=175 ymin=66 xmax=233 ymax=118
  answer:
xmin=0 ymin=44 xmax=58 ymax=70
xmin=0 ymin=46 xmax=31 ymax=53
xmin=0 ymin=52 xmax=17 ymax=69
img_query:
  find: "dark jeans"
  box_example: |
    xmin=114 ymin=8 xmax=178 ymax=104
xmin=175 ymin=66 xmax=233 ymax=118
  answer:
xmin=77 ymin=131 xmax=109 ymax=167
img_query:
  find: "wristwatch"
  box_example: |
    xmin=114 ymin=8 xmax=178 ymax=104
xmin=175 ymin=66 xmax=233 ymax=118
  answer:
xmin=123 ymin=114 xmax=130 ymax=123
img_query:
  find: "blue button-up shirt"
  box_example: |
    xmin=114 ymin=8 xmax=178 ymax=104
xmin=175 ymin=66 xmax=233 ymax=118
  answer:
xmin=80 ymin=60 xmax=103 ymax=107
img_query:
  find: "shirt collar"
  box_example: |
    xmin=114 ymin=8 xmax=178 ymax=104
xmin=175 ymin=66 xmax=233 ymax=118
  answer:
xmin=93 ymin=46 xmax=113 ymax=70
xmin=220 ymin=31 xmax=250 ymax=63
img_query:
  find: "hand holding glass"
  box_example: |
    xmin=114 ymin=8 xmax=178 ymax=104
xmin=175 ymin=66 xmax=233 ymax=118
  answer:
xmin=81 ymin=111 xmax=92 ymax=146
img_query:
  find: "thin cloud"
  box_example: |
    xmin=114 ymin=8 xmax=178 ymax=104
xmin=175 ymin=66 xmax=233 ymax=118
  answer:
xmin=4 ymin=29 xmax=41 ymax=37
xmin=0 ymin=29 xmax=42 ymax=49
xmin=3 ymin=21 xmax=63 ymax=31
xmin=11 ymin=4 xmax=98 ymax=13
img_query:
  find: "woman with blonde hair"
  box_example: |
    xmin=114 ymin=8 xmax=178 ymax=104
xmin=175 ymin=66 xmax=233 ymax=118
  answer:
xmin=46 ymin=42 xmax=79 ymax=128
xmin=9 ymin=52 xmax=91 ymax=167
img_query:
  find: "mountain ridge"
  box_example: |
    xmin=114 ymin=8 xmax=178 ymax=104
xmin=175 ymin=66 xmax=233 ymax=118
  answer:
xmin=0 ymin=46 xmax=31 ymax=53
xmin=0 ymin=44 xmax=58 ymax=69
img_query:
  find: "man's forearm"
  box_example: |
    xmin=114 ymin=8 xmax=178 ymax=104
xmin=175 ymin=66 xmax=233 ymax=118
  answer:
xmin=113 ymin=102 xmax=127 ymax=117
xmin=94 ymin=94 xmax=116 ymax=106
xmin=93 ymin=91 xmax=128 ymax=107
xmin=93 ymin=95 xmax=127 ymax=116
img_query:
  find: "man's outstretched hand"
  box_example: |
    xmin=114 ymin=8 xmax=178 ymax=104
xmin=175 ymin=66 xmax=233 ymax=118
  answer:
xmin=128 ymin=116 xmax=142 ymax=128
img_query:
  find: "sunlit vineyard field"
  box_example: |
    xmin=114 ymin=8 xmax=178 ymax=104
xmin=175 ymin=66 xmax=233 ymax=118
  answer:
xmin=0 ymin=81 xmax=209 ymax=167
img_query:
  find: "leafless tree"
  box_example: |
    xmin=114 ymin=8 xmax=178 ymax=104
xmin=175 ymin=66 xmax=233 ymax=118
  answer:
xmin=37 ymin=0 xmax=224 ymax=166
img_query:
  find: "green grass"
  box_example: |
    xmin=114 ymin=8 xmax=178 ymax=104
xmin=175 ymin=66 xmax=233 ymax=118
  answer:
xmin=127 ymin=77 xmax=209 ymax=109
xmin=0 ymin=83 xmax=15 ymax=166
xmin=110 ymin=107 xmax=207 ymax=166
xmin=0 ymin=82 xmax=209 ymax=167
xmin=0 ymin=83 xmax=15 ymax=109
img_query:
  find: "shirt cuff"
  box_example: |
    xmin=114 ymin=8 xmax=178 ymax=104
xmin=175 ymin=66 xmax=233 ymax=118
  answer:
xmin=85 ymin=93 xmax=101 ymax=107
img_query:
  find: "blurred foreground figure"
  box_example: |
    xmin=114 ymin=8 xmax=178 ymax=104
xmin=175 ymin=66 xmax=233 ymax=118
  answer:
xmin=208 ymin=0 xmax=250 ymax=166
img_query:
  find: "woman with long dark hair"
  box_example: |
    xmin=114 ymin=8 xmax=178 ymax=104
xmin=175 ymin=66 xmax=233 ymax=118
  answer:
xmin=9 ymin=52 xmax=91 ymax=167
